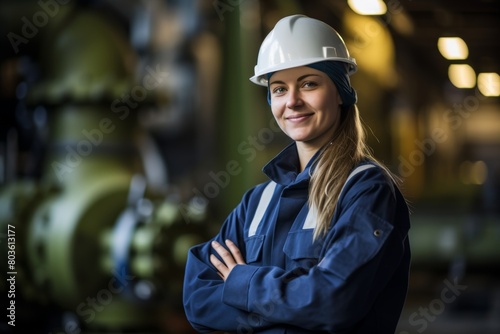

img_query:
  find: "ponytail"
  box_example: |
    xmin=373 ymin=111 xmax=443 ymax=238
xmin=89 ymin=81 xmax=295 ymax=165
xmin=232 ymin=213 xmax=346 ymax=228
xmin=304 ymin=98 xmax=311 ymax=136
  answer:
xmin=309 ymin=105 xmax=398 ymax=240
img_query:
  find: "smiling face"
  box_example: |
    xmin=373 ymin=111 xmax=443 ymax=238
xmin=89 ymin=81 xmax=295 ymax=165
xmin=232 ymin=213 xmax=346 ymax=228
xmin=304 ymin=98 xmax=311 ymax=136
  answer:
xmin=269 ymin=66 xmax=343 ymax=153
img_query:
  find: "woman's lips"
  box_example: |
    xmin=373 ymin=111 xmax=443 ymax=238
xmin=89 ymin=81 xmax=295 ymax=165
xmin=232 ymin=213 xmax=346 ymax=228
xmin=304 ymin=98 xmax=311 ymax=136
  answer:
xmin=286 ymin=113 xmax=314 ymax=123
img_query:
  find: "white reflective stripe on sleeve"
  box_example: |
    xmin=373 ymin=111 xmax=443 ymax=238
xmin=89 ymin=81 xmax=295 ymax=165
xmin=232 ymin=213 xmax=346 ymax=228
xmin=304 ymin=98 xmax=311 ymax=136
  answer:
xmin=302 ymin=164 xmax=376 ymax=230
xmin=340 ymin=164 xmax=376 ymax=195
xmin=248 ymin=181 xmax=277 ymax=237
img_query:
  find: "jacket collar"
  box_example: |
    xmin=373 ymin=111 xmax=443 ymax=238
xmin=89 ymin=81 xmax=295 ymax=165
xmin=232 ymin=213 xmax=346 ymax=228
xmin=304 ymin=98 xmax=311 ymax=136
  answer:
xmin=262 ymin=142 xmax=322 ymax=186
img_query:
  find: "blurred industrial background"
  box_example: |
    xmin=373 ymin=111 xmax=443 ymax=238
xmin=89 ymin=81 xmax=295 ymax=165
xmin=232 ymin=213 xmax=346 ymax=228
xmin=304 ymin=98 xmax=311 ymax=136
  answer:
xmin=0 ymin=0 xmax=499 ymax=333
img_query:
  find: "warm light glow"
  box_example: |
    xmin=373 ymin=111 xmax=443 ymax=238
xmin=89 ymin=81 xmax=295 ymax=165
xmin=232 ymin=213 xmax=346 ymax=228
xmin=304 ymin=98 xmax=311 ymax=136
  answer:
xmin=471 ymin=161 xmax=488 ymax=185
xmin=459 ymin=160 xmax=488 ymax=185
xmin=348 ymin=0 xmax=387 ymax=15
xmin=343 ymin=12 xmax=397 ymax=88
xmin=448 ymin=64 xmax=476 ymax=88
xmin=478 ymin=72 xmax=500 ymax=97
xmin=437 ymin=37 xmax=469 ymax=60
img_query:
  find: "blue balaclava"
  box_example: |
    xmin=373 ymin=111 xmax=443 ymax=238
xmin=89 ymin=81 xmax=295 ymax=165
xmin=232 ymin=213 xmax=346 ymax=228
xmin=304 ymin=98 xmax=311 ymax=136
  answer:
xmin=266 ymin=61 xmax=357 ymax=112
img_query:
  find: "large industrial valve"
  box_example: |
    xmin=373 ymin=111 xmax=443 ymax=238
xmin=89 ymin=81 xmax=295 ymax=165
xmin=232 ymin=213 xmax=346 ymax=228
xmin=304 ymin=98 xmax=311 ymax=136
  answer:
xmin=0 ymin=6 xmax=209 ymax=333
xmin=0 ymin=171 xmax=208 ymax=333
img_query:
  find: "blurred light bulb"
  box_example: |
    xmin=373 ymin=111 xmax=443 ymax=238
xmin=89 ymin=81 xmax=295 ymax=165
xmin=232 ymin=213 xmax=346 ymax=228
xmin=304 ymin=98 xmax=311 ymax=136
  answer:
xmin=438 ymin=37 xmax=469 ymax=60
xmin=348 ymin=0 xmax=387 ymax=15
xmin=478 ymin=72 xmax=500 ymax=97
xmin=448 ymin=64 xmax=476 ymax=88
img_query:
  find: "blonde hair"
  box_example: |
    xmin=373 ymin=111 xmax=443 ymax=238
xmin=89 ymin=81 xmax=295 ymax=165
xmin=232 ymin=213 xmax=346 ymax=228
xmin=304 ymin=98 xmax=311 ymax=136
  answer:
xmin=309 ymin=104 xmax=398 ymax=240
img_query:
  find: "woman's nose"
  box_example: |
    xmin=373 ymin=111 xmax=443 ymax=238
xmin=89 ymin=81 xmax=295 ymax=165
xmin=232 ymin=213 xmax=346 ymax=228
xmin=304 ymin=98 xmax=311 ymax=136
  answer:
xmin=286 ymin=88 xmax=303 ymax=109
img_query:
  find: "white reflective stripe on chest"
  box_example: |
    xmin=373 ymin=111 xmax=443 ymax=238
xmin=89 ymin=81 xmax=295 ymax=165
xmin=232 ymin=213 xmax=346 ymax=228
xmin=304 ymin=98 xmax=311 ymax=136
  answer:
xmin=248 ymin=181 xmax=277 ymax=237
xmin=302 ymin=163 xmax=376 ymax=229
xmin=247 ymin=164 xmax=376 ymax=236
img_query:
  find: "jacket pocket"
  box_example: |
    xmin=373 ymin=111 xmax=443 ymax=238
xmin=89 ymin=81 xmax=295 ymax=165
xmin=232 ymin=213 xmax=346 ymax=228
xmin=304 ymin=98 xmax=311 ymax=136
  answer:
xmin=319 ymin=207 xmax=394 ymax=280
xmin=283 ymin=230 xmax=319 ymax=268
xmin=245 ymin=235 xmax=264 ymax=263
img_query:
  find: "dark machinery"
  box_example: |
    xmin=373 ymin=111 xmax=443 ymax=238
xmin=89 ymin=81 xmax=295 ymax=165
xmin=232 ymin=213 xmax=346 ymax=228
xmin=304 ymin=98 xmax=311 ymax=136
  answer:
xmin=0 ymin=6 xmax=209 ymax=334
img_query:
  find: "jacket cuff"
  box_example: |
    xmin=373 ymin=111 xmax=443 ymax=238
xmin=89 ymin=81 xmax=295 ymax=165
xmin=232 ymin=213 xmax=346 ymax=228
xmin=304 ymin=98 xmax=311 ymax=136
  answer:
xmin=222 ymin=264 xmax=259 ymax=311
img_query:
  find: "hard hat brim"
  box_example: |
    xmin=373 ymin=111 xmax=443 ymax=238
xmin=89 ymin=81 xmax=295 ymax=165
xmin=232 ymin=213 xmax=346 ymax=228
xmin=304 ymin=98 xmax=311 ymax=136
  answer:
xmin=249 ymin=58 xmax=357 ymax=86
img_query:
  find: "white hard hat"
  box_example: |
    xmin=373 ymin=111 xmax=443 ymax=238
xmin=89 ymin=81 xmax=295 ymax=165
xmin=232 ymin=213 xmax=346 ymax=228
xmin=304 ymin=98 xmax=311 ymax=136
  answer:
xmin=250 ymin=15 xmax=357 ymax=86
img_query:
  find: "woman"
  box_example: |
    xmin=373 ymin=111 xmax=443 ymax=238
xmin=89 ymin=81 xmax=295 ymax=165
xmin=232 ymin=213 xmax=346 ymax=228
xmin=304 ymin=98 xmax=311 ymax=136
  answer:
xmin=183 ymin=14 xmax=410 ymax=333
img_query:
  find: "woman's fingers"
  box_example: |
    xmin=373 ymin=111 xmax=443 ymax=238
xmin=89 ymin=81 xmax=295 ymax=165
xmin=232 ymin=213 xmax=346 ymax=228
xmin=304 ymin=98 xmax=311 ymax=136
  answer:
xmin=225 ymin=239 xmax=246 ymax=265
xmin=210 ymin=254 xmax=228 ymax=279
xmin=210 ymin=239 xmax=246 ymax=280
xmin=211 ymin=240 xmax=236 ymax=267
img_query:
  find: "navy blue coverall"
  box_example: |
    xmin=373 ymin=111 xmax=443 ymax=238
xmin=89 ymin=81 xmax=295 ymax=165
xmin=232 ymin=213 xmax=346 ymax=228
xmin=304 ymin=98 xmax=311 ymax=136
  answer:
xmin=183 ymin=143 xmax=411 ymax=333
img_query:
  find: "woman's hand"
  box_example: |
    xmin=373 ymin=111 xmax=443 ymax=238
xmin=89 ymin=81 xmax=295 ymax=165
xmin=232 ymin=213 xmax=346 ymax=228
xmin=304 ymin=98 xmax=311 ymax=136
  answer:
xmin=210 ymin=239 xmax=246 ymax=281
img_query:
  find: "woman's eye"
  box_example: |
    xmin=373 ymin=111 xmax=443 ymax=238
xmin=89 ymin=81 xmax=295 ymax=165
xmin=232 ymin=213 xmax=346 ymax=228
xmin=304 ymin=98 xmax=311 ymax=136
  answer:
xmin=302 ymin=81 xmax=317 ymax=88
xmin=272 ymin=87 xmax=286 ymax=94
